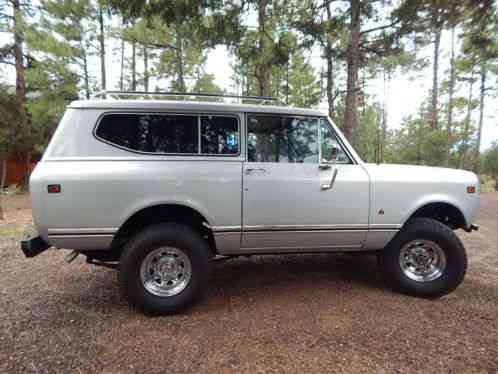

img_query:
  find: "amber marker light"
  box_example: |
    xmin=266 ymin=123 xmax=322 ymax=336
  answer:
xmin=466 ymin=186 xmax=476 ymax=194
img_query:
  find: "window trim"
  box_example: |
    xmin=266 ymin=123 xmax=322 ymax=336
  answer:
xmin=319 ymin=118 xmax=354 ymax=165
xmin=245 ymin=113 xmax=355 ymax=165
xmin=93 ymin=111 xmax=241 ymax=157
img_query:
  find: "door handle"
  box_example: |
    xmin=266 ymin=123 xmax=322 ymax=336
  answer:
xmin=245 ymin=168 xmax=266 ymax=174
xmin=318 ymin=163 xmax=331 ymax=170
xmin=321 ymin=168 xmax=338 ymax=190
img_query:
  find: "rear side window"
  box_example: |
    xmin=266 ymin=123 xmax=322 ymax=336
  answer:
xmin=201 ymin=116 xmax=238 ymax=155
xmin=95 ymin=113 xmax=239 ymax=155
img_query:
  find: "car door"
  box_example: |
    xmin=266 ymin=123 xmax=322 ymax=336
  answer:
xmin=241 ymin=114 xmax=369 ymax=252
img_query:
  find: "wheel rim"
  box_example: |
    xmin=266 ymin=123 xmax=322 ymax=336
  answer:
xmin=399 ymin=240 xmax=446 ymax=282
xmin=140 ymin=247 xmax=192 ymax=297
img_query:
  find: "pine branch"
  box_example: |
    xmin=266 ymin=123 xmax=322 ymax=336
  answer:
xmin=360 ymin=18 xmax=401 ymax=35
xmin=123 ymin=38 xmax=178 ymax=51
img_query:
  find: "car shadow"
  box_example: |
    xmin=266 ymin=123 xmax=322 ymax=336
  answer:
xmin=204 ymin=253 xmax=384 ymax=302
xmin=42 ymin=253 xmax=383 ymax=316
xmin=22 ymin=252 xmax=498 ymax=321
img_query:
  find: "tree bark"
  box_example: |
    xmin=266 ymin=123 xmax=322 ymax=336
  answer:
xmin=175 ymin=33 xmax=185 ymax=92
xmin=343 ymin=0 xmax=360 ymax=142
xmin=120 ymin=38 xmax=125 ymax=91
xmin=98 ymin=2 xmax=106 ymax=91
xmin=13 ymin=0 xmax=25 ymax=110
xmin=445 ymin=26 xmax=456 ymax=166
xmin=325 ymin=1 xmax=336 ymax=122
xmin=256 ymin=0 xmax=271 ymax=96
xmin=0 ymin=158 xmax=7 ymax=219
xmin=143 ymin=46 xmax=149 ymax=91
xmin=459 ymin=71 xmax=475 ymax=169
xmin=325 ymin=42 xmax=335 ymax=120
xmin=380 ymin=68 xmax=389 ymax=163
xmin=430 ymin=25 xmax=442 ymax=130
xmin=22 ymin=152 xmax=31 ymax=191
xmin=131 ymin=40 xmax=137 ymax=91
xmin=83 ymin=52 xmax=90 ymax=99
xmin=474 ymin=62 xmax=486 ymax=174
xmin=325 ymin=3 xmax=336 ymax=122
xmin=0 ymin=158 xmax=5 ymax=219
xmin=1 ymin=159 xmax=6 ymax=190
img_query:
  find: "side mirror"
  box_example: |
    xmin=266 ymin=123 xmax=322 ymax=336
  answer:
xmin=329 ymin=146 xmax=339 ymax=163
xmin=321 ymin=146 xmax=339 ymax=164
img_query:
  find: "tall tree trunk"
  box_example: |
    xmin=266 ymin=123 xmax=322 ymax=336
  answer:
xmin=175 ymin=34 xmax=185 ymax=91
xmin=131 ymin=41 xmax=136 ymax=91
xmin=13 ymin=0 xmax=28 ymax=191
xmin=23 ymin=151 xmax=31 ymax=191
xmin=445 ymin=26 xmax=456 ymax=166
xmin=143 ymin=46 xmax=149 ymax=91
xmin=380 ymin=69 xmax=389 ymax=163
xmin=0 ymin=159 xmax=5 ymax=219
xmin=98 ymin=2 xmax=106 ymax=91
xmin=325 ymin=1 xmax=336 ymax=122
xmin=343 ymin=0 xmax=360 ymax=142
xmin=474 ymin=63 xmax=486 ymax=174
xmin=459 ymin=71 xmax=474 ymax=169
xmin=83 ymin=52 xmax=90 ymax=99
xmin=119 ymin=38 xmax=125 ymax=91
xmin=1 ymin=159 xmax=6 ymax=190
xmin=430 ymin=25 xmax=442 ymax=130
xmin=13 ymin=0 xmax=25 ymax=106
xmin=325 ymin=42 xmax=335 ymax=121
xmin=256 ymin=0 xmax=271 ymax=96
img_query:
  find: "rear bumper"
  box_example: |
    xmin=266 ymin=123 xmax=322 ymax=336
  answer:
xmin=20 ymin=236 xmax=50 ymax=257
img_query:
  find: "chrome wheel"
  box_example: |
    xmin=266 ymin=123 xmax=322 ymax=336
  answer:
xmin=399 ymin=240 xmax=446 ymax=282
xmin=140 ymin=247 xmax=192 ymax=297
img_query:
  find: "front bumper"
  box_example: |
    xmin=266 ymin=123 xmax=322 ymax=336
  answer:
xmin=20 ymin=236 xmax=50 ymax=257
xmin=464 ymin=224 xmax=479 ymax=233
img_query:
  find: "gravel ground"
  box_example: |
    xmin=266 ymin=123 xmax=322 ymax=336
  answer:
xmin=0 ymin=193 xmax=497 ymax=374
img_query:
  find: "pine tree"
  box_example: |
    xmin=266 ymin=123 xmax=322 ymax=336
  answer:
xmin=38 ymin=0 xmax=98 ymax=98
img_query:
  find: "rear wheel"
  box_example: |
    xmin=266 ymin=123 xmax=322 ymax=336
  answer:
xmin=119 ymin=223 xmax=211 ymax=314
xmin=380 ymin=217 xmax=467 ymax=298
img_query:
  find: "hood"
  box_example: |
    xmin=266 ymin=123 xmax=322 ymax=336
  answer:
xmin=363 ymin=163 xmax=478 ymax=185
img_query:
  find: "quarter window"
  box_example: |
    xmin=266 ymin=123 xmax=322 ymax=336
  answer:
xmin=201 ymin=116 xmax=239 ymax=155
xmin=247 ymin=115 xmax=319 ymax=163
xmin=95 ymin=113 xmax=239 ymax=155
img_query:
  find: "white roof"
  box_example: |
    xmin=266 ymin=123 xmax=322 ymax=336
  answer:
xmin=69 ymin=99 xmax=327 ymax=117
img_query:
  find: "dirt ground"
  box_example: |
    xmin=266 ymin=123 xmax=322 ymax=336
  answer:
xmin=0 ymin=193 xmax=497 ymax=374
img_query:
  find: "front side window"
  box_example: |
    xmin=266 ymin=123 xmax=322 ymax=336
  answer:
xmin=247 ymin=115 xmax=319 ymax=163
xmin=95 ymin=113 xmax=239 ymax=155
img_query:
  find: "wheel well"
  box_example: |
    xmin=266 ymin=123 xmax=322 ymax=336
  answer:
xmin=111 ymin=204 xmax=216 ymax=253
xmin=409 ymin=202 xmax=466 ymax=230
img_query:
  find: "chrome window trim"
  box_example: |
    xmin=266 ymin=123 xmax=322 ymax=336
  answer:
xmin=319 ymin=118 xmax=354 ymax=164
xmin=93 ymin=111 xmax=241 ymax=157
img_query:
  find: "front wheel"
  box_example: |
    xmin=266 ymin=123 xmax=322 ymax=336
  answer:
xmin=380 ymin=217 xmax=467 ymax=298
xmin=119 ymin=223 xmax=211 ymax=314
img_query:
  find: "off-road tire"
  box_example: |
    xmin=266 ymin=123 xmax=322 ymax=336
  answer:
xmin=119 ymin=223 xmax=211 ymax=315
xmin=380 ymin=217 xmax=467 ymax=298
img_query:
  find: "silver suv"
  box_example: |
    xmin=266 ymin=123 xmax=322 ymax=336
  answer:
xmin=21 ymin=92 xmax=480 ymax=314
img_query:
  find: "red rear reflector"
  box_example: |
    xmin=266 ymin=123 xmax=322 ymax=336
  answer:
xmin=47 ymin=184 xmax=61 ymax=193
xmin=467 ymin=186 xmax=476 ymax=194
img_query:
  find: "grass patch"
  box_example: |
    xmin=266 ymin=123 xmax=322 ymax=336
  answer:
xmin=0 ymin=224 xmax=33 ymax=238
